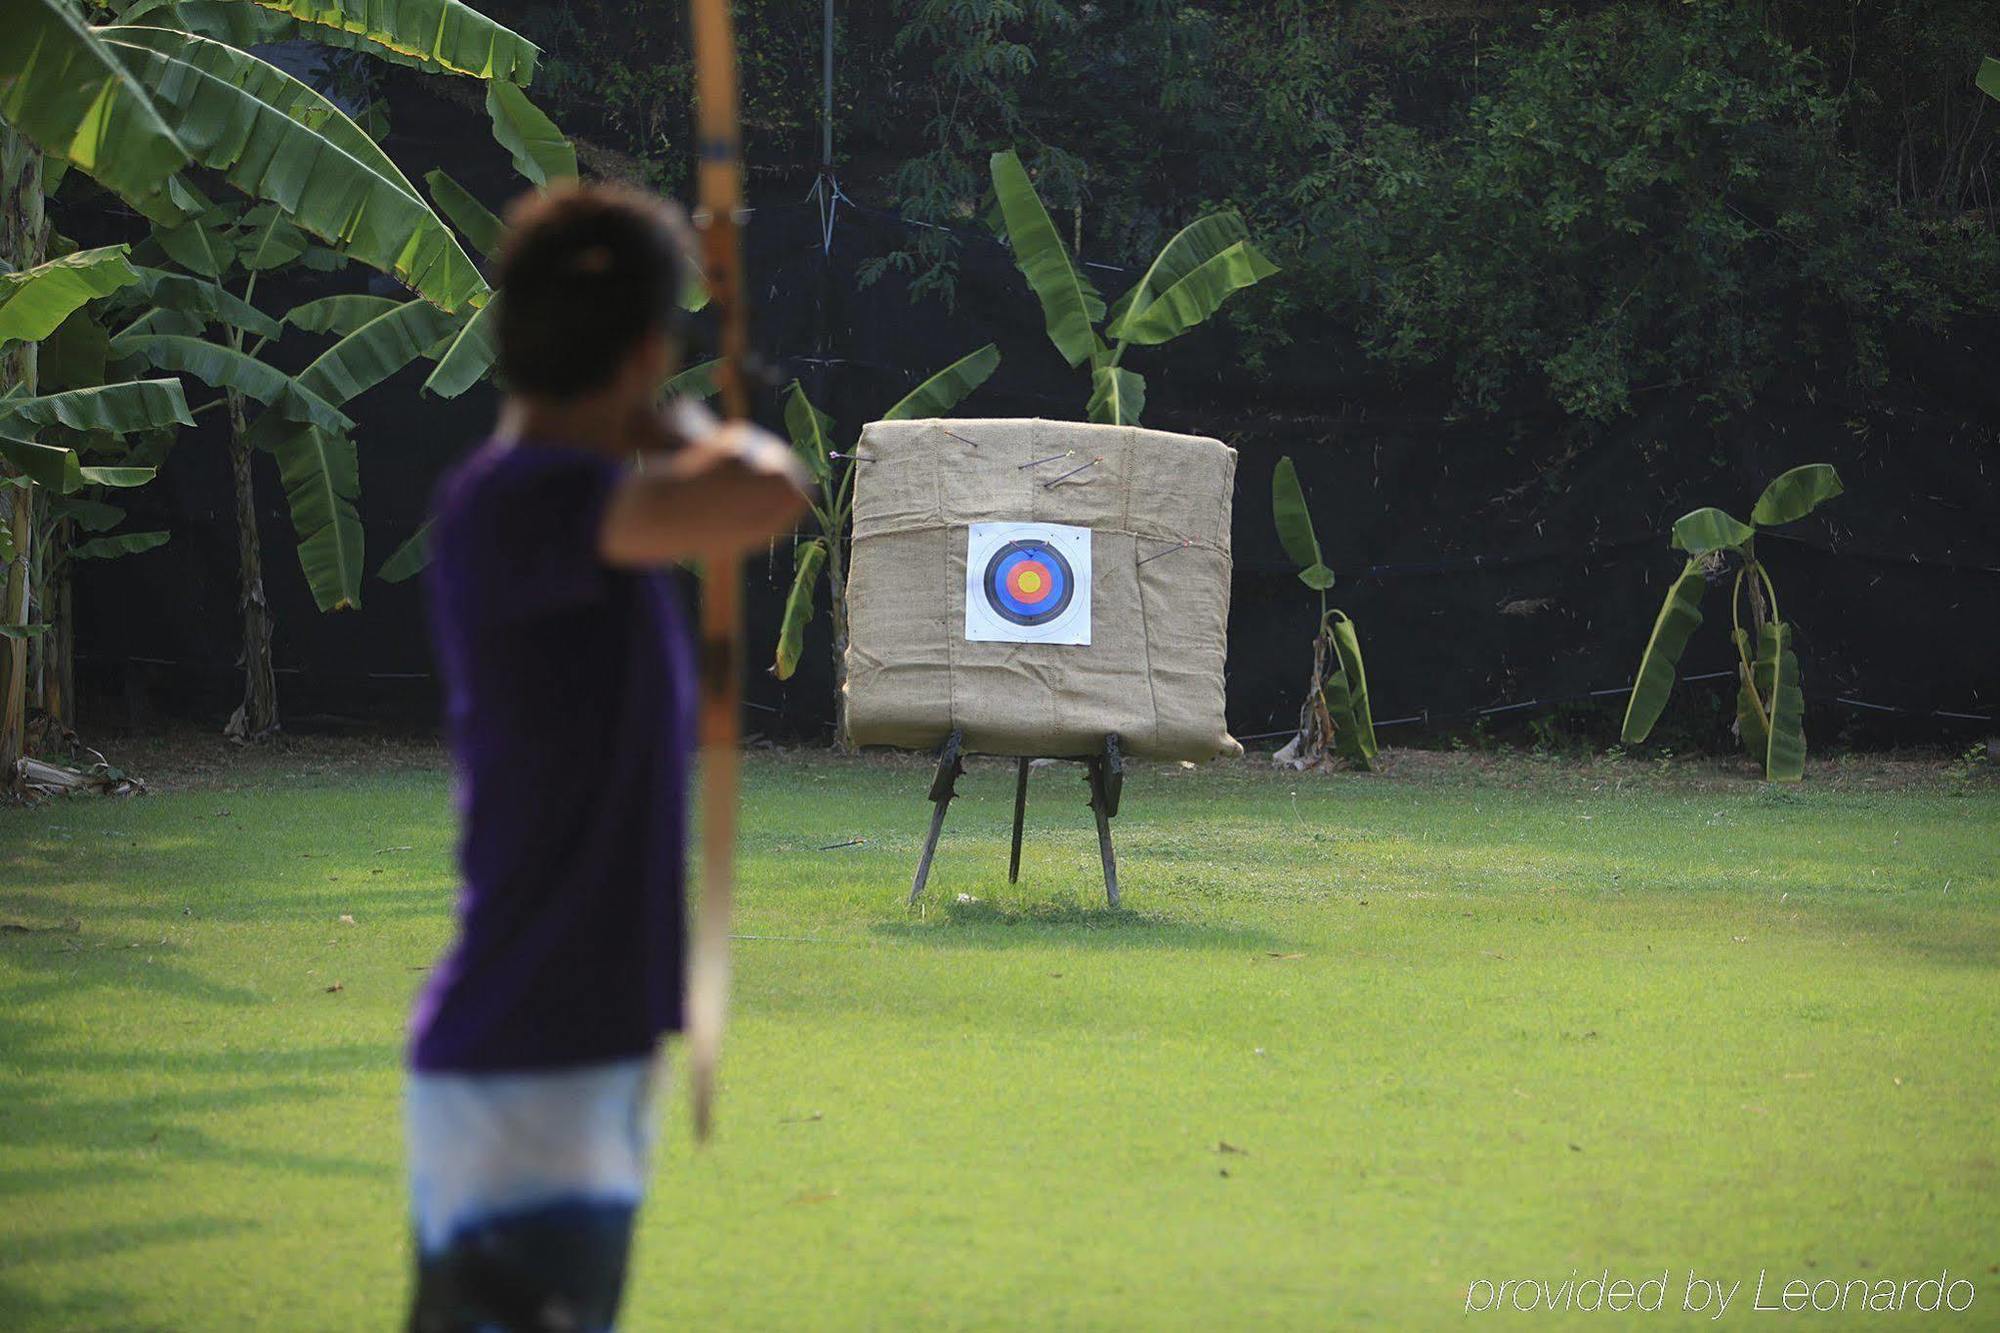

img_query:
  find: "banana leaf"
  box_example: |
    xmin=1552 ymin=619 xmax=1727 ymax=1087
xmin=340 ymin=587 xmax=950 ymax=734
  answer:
xmin=377 ymin=519 xmax=431 ymax=583
xmin=0 ymin=0 xmax=191 ymax=208
xmin=282 ymin=294 xmax=402 ymax=336
xmin=71 ymin=529 xmax=169 ymax=559
xmin=128 ymin=267 xmax=281 ymax=339
xmin=1979 ymin=55 xmax=1999 ymax=102
xmin=160 ymin=0 xmax=536 ymax=82
xmin=1670 ymin=506 xmax=1755 ymax=556
xmin=426 ymin=168 xmax=502 ymax=257
xmin=298 ymin=244 xmax=350 ymax=272
xmin=421 ymin=300 xmax=495 ymax=397
xmin=114 ymin=307 xmax=204 ymax=338
xmin=773 ymin=537 xmax=828 ymax=681
xmin=153 ymin=212 xmax=237 ymax=277
xmin=292 ymin=299 xmax=464 ymax=404
xmin=247 ymin=299 xmax=460 ymax=603
xmin=1085 ymin=364 xmax=1145 ymax=425
xmin=1749 ymin=463 xmax=1843 ymax=527
xmin=1762 ymin=620 xmax=1806 ymax=782
xmin=111 ymin=332 xmax=353 ymax=434
xmin=0 ymin=378 xmax=193 ymax=434
xmin=486 ymin=81 xmax=574 ymax=186
xmin=47 ymin=494 xmax=126 ymax=531
xmin=880 ymin=344 xmax=1000 ymax=421
xmin=237 ymin=0 xmax=538 ymax=82
xmin=1105 ymin=212 xmax=1247 ymax=342
xmin=1732 ymin=626 xmax=1769 ymax=757
xmin=1113 ymin=239 xmax=1278 ymax=347
xmin=666 ymin=357 xmax=723 ymax=401
xmin=100 ymin=27 xmax=487 ymax=310
xmin=236 ymin=205 xmax=309 ymax=271
xmin=1620 ymin=557 xmax=1707 ymax=743
xmin=0 ymin=435 xmax=155 ymax=492
xmin=680 ymin=270 xmax=710 ymax=314
xmin=0 ymin=245 xmax=140 ymax=344
xmin=1326 ymin=610 xmax=1377 ymax=766
xmin=782 ymin=381 xmax=836 ymax=488
xmin=989 ymin=149 xmax=1104 ymax=369
xmin=41 ymin=307 xmax=111 ymax=390
xmin=0 ymin=435 xmax=84 ymax=490
xmin=1271 ymin=455 xmax=1335 ymax=589
xmin=272 ymin=425 xmax=363 ymax=610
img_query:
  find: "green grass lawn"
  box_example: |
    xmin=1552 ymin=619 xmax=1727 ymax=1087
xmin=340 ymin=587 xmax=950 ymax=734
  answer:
xmin=3 ymin=745 xmax=1997 ymax=1330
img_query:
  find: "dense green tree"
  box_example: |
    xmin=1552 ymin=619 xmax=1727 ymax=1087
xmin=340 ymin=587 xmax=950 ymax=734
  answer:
xmin=485 ymin=1 xmax=1997 ymax=425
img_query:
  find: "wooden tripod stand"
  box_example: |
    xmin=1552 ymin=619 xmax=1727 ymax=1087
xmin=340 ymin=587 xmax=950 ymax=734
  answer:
xmin=906 ymin=730 xmax=1125 ymax=907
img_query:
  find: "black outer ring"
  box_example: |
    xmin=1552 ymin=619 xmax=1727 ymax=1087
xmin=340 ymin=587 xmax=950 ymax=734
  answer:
xmin=981 ymin=542 xmax=1077 ymax=627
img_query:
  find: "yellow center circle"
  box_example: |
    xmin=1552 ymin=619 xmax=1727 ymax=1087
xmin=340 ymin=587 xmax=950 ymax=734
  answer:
xmin=1018 ymin=570 xmax=1043 ymax=594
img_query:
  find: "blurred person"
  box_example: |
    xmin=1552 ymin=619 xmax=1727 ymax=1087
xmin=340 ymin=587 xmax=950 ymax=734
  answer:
xmin=405 ymin=182 xmax=807 ymax=1332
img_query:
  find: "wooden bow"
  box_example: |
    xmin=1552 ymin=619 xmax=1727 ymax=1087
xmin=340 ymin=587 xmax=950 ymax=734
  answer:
xmin=687 ymin=0 xmax=749 ymax=1143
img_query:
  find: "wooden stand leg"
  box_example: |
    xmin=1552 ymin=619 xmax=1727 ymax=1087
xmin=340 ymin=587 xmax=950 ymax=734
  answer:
xmin=1091 ymin=793 xmax=1118 ymax=907
xmin=909 ymin=730 xmax=965 ymax=906
xmin=1085 ymin=734 xmax=1123 ymax=908
xmin=1008 ymin=757 xmax=1030 ymax=884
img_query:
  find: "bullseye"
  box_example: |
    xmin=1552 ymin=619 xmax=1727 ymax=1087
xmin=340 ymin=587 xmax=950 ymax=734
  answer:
xmin=1007 ymin=561 xmax=1051 ymax=602
xmin=983 ymin=541 xmax=1075 ymax=626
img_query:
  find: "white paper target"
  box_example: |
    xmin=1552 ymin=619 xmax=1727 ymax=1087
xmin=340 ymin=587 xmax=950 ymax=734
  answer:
xmin=963 ymin=522 xmax=1093 ymax=645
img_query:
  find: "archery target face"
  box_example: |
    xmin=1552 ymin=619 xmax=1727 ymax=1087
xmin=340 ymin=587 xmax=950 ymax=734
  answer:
xmin=964 ymin=522 xmax=1092 ymax=645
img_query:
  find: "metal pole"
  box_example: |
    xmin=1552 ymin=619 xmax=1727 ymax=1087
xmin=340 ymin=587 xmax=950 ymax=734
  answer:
xmin=1008 ymin=757 xmax=1030 ymax=883
xmin=821 ymin=0 xmax=833 ymax=171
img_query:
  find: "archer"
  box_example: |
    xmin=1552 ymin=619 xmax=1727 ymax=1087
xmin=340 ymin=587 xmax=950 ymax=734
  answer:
xmin=403 ymin=183 xmax=807 ymax=1332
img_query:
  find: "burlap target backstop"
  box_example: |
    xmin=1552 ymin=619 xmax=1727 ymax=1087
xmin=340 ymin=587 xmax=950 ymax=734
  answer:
xmin=842 ymin=418 xmax=1240 ymax=761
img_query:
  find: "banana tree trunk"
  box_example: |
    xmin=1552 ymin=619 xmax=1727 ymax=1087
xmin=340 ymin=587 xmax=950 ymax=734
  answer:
xmin=826 ymin=529 xmax=851 ymax=751
xmin=0 ymin=487 xmax=28 ymax=780
xmin=38 ymin=514 xmax=72 ymax=731
xmin=1299 ymin=629 xmax=1335 ymax=765
xmin=1 ymin=129 xmax=46 ymax=786
xmin=223 ymin=390 xmax=279 ymax=740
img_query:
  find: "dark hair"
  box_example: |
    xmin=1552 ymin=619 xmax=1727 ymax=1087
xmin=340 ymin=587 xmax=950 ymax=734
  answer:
xmin=492 ymin=182 xmax=694 ymax=399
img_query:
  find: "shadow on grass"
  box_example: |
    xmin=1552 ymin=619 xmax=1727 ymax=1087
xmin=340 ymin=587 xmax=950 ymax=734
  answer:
xmin=874 ymin=895 xmax=1290 ymax=952
xmin=1793 ymin=898 xmax=2000 ymax=973
xmin=0 ymin=1023 xmax=392 ymax=1327
xmin=0 ymin=1273 xmax=218 ymax=1333
xmin=0 ymin=934 xmax=268 ymax=1009
xmin=0 ymin=943 xmax=398 ymax=1214
xmin=0 ymin=1016 xmax=398 ymax=1200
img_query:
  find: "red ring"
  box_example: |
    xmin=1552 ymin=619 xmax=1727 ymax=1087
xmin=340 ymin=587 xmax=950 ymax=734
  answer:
xmin=1006 ymin=560 xmax=1054 ymax=604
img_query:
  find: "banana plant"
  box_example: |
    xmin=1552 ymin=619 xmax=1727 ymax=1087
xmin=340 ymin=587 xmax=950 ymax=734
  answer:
xmin=1271 ymin=456 xmax=1377 ymax=770
xmin=987 ymin=148 xmax=1277 ymax=426
xmin=772 ymin=345 xmax=1001 ymax=743
xmin=1 ymin=0 xmax=550 ymax=742
xmin=0 ymin=238 xmax=190 ymax=743
xmin=99 ymin=198 xmax=476 ymax=737
xmin=13 ymin=421 xmax=179 ymax=732
xmin=1620 ymin=464 xmax=1844 ymax=782
xmin=1979 ymin=56 xmax=1999 ymax=102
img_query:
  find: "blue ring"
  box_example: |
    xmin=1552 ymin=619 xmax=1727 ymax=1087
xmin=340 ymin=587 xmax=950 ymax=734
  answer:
xmin=983 ymin=543 xmax=1075 ymax=626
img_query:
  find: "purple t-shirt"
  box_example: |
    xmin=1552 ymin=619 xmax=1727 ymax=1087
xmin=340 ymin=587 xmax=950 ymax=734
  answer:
xmin=409 ymin=438 xmax=695 ymax=1073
